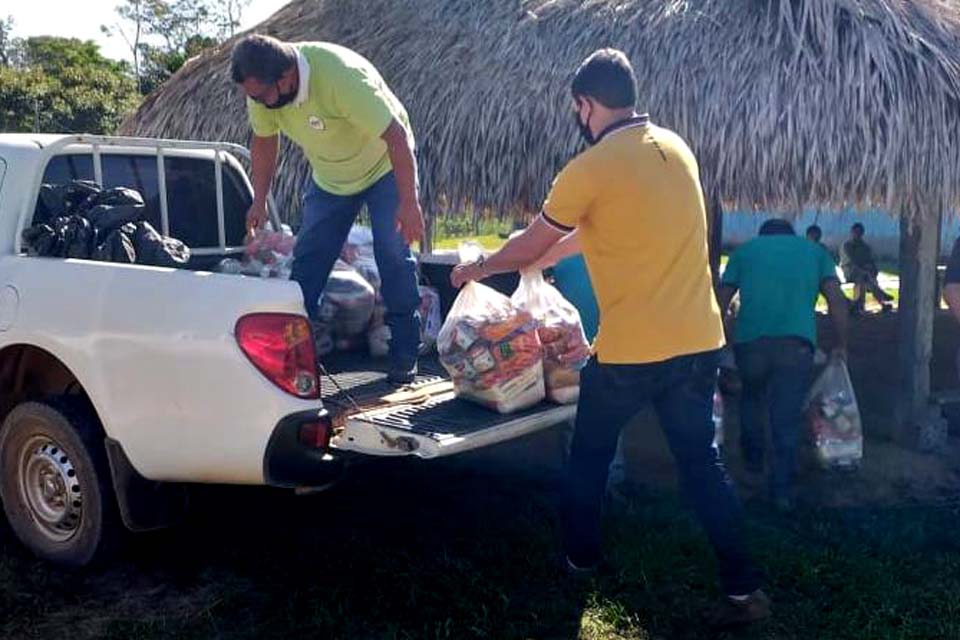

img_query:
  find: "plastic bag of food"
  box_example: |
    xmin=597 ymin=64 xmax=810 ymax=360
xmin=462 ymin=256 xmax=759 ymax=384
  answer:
xmin=511 ymin=271 xmax=589 ymax=404
xmin=322 ymin=261 xmax=376 ymax=339
xmin=806 ymin=358 xmax=863 ymax=469
xmin=341 ymin=224 xmax=375 ymax=264
xmin=438 ymin=281 xmax=545 ymax=413
xmin=245 ymin=228 xmax=296 ymax=263
xmin=419 ymin=285 xmax=442 ymax=354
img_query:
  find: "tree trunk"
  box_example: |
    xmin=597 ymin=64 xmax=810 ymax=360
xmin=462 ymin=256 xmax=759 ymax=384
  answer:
xmin=897 ymin=211 xmax=939 ymax=441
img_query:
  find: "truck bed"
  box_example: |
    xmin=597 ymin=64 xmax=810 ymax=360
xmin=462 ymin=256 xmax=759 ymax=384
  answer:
xmin=319 ymin=351 xmax=572 ymax=438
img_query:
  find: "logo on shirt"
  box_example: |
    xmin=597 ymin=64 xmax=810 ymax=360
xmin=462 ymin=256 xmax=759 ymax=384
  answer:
xmin=308 ymin=115 xmax=325 ymax=131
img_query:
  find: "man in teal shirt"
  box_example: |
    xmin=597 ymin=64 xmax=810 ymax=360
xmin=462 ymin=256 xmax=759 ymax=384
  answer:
xmin=231 ymin=34 xmax=424 ymax=383
xmin=718 ymin=219 xmax=848 ymax=509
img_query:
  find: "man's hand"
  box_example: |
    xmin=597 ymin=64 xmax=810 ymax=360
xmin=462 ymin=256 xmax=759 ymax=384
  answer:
xmin=396 ymin=198 xmax=425 ymax=246
xmin=450 ymin=261 xmax=484 ymax=288
xmin=246 ymin=201 xmax=269 ymax=237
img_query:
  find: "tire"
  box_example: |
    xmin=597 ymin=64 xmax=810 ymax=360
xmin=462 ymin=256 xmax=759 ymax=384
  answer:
xmin=0 ymin=399 xmax=121 ymax=566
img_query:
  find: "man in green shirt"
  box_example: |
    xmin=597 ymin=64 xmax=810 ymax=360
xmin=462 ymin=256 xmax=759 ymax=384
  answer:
xmin=718 ymin=219 xmax=848 ymax=509
xmin=231 ymin=35 xmax=424 ymax=382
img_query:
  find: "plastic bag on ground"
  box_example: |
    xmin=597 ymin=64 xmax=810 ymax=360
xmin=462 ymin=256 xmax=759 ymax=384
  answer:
xmin=511 ymin=271 xmax=589 ymax=404
xmin=438 ymin=281 xmax=545 ymax=414
xmin=805 ymin=358 xmax=863 ymax=469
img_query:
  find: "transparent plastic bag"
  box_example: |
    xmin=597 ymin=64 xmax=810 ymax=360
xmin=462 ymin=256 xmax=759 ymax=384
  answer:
xmin=418 ymin=285 xmax=442 ymax=354
xmin=321 ymin=261 xmax=376 ymax=339
xmin=806 ymin=358 xmax=863 ymax=469
xmin=438 ymin=281 xmax=544 ymax=414
xmin=511 ymin=271 xmax=589 ymax=404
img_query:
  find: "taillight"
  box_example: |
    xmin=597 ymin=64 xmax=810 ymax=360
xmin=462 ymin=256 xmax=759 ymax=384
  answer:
xmin=236 ymin=314 xmax=319 ymax=399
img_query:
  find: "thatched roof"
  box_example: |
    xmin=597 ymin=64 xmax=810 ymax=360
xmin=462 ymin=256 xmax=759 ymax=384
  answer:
xmin=122 ymin=0 xmax=960 ymax=227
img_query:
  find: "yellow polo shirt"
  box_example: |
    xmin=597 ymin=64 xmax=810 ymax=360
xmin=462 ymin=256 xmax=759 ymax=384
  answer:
xmin=542 ymin=116 xmax=724 ymax=364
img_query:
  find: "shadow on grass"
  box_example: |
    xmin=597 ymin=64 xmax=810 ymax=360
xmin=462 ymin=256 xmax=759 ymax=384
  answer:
xmin=0 ymin=448 xmax=958 ymax=640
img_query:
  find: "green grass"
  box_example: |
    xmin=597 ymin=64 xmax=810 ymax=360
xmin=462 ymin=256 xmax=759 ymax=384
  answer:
xmin=433 ymin=234 xmax=506 ymax=251
xmin=0 ymin=455 xmax=958 ymax=640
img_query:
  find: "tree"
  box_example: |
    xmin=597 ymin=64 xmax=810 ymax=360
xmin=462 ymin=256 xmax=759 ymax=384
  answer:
xmin=0 ymin=37 xmax=139 ymax=134
xmin=101 ymin=0 xmax=147 ymax=93
xmin=104 ymin=0 xmax=248 ymax=95
xmin=0 ymin=15 xmax=14 ymax=67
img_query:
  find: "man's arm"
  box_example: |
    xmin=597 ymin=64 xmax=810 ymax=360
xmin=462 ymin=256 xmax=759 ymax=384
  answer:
xmin=530 ymin=230 xmax=581 ymax=271
xmin=716 ymin=284 xmax=739 ymax=343
xmin=246 ymin=134 xmax=279 ymax=234
xmin=821 ymin=278 xmax=849 ymax=355
xmin=450 ymin=216 xmax=565 ymax=287
xmin=382 ymin=119 xmax=425 ymax=246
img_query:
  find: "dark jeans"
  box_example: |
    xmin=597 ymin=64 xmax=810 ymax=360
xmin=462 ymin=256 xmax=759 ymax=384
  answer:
xmin=292 ymin=172 xmax=421 ymax=368
xmin=734 ymin=337 xmax=814 ymax=499
xmin=564 ymin=351 xmax=763 ymax=596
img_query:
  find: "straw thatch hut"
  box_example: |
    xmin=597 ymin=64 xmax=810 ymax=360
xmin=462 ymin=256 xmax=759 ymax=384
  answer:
xmin=122 ymin=0 xmax=960 ymax=440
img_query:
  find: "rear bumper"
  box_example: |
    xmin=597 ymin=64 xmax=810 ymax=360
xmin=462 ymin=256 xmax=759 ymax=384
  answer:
xmin=262 ymin=409 xmax=348 ymax=487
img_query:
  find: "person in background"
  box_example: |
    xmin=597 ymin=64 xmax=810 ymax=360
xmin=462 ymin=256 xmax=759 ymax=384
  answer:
xmin=230 ymin=34 xmax=424 ymax=384
xmin=805 ymin=224 xmax=823 ymax=245
xmin=450 ymin=48 xmax=767 ymax=628
xmin=840 ymin=223 xmax=893 ymax=314
xmin=718 ymin=219 xmax=848 ymax=510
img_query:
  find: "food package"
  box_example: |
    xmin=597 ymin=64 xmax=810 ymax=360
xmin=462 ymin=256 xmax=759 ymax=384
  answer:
xmin=245 ymin=228 xmax=296 ymax=262
xmin=805 ymin=359 xmax=863 ymax=469
xmin=319 ymin=260 xmax=376 ymax=339
xmin=438 ymin=281 xmax=545 ymax=414
xmin=511 ymin=271 xmax=590 ymax=404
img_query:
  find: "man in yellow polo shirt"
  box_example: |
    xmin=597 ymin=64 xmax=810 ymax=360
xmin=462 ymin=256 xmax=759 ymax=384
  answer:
xmin=231 ymin=34 xmax=424 ymax=383
xmin=451 ymin=49 xmax=767 ymax=628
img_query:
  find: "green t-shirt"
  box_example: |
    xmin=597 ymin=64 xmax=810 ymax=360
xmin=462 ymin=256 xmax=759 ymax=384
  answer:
xmin=722 ymin=235 xmax=838 ymax=345
xmin=247 ymin=42 xmax=413 ymax=196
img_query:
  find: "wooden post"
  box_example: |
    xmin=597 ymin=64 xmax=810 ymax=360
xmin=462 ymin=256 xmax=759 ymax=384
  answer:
xmin=897 ymin=211 xmax=939 ymax=437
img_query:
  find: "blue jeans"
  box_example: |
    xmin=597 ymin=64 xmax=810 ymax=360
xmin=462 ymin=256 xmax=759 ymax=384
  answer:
xmin=564 ymin=351 xmax=763 ymax=596
xmin=735 ymin=337 xmax=814 ymax=500
xmin=292 ymin=173 xmax=421 ymax=368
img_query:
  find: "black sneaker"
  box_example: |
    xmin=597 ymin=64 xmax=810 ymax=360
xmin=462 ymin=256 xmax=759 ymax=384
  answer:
xmin=705 ymin=589 xmax=771 ymax=629
xmin=387 ymin=362 xmax=418 ymax=385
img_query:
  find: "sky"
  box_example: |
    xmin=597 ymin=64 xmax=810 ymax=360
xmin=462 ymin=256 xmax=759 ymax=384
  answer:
xmin=3 ymin=0 xmax=292 ymax=63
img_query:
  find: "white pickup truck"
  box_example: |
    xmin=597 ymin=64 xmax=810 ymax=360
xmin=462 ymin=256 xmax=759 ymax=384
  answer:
xmin=0 ymin=134 xmax=574 ymax=566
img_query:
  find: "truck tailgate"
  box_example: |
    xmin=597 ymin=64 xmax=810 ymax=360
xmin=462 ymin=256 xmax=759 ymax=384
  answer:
xmin=322 ymin=352 xmax=575 ymax=458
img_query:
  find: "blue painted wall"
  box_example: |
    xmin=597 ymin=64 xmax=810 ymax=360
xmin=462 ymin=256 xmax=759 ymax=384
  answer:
xmin=723 ymin=209 xmax=960 ymax=261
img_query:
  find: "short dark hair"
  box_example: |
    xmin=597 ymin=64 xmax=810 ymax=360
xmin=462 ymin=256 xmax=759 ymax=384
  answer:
xmin=806 ymin=224 xmax=822 ymax=240
xmin=759 ymin=218 xmax=796 ymax=236
xmin=851 ymin=222 xmax=865 ymax=234
xmin=231 ymin=34 xmax=297 ymax=84
xmin=571 ymin=48 xmax=637 ymax=109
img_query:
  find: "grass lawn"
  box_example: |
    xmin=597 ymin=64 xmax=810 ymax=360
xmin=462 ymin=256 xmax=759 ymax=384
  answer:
xmin=1 ymin=452 xmax=958 ymax=640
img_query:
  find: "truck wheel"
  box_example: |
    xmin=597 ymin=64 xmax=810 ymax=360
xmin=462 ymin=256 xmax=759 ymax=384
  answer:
xmin=0 ymin=399 xmax=120 ymax=566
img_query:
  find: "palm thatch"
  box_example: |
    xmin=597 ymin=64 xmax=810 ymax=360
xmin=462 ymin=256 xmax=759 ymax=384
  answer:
xmin=122 ymin=0 xmax=960 ymax=228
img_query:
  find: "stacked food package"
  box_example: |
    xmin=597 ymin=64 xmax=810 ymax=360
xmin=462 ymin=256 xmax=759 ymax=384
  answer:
xmin=511 ymin=271 xmax=590 ymax=404
xmin=438 ymin=281 xmax=545 ymax=414
xmin=806 ymin=359 xmax=863 ymax=469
